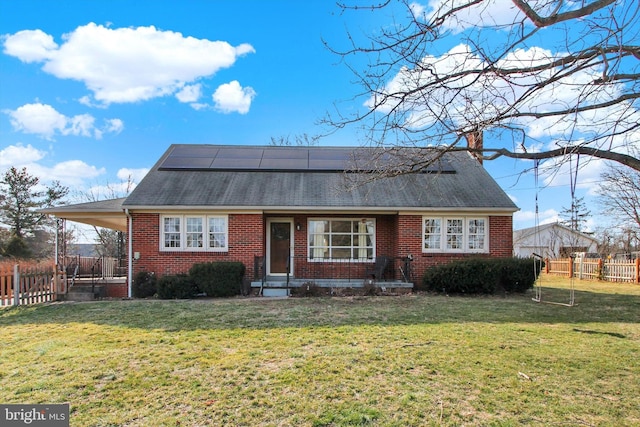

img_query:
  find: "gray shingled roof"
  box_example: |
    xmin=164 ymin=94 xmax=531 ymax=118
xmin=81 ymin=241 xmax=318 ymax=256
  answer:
xmin=122 ymin=144 xmax=518 ymax=211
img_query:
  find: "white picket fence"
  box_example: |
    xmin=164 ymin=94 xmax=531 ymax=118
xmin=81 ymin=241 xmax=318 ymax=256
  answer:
xmin=546 ymin=257 xmax=639 ymax=283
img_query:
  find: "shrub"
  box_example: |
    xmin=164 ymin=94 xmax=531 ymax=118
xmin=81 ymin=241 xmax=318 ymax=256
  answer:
xmin=132 ymin=271 xmax=157 ymax=298
xmin=189 ymin=262 xmax=245 ymax=297
xmin=421 ymin=257 xmax=542 ymax=295
xmin=362 ymin=280 xmax=380 ymax=296
xmin=157 ymin=274 xmax=199 ymax=299
xmin=291 ymin=281 xmax=323 ymax=297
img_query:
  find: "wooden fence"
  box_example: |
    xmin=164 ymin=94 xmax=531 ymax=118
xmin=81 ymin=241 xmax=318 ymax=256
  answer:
xmin=0 ymin=264 xmax=66 ymax=307
xmin=546 ymin=257 xmax=640 ymax=283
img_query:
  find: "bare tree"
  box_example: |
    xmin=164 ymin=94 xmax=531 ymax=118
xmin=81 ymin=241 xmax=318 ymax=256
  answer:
xmin=270 ymin=133 xmax=321 ymax=146
xmin=324 ymin=0 xmax=640 ymax=171
xmin=597 ymin=164 xmax=640 ymax=237
xmin=74 ymin=175 xmax=135 ymax=258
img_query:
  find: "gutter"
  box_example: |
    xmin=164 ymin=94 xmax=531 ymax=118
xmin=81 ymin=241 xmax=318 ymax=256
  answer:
xmin=125 ymin=208 xmax=132 ymax=298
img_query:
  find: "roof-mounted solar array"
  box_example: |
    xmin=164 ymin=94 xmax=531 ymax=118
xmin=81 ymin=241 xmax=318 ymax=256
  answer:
xmin=158 ymin=145 xmax=455 ymax=173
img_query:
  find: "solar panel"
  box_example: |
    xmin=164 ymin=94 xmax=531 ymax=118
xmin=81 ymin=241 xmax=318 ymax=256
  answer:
xmin=160 ymin=156 xmax=214 ymax=169
xmin=158 ymin=145 xmax=456 ymax=173
xmin=169 ymin=146 xmax=219 ymax=158
xmin=215 ymin=147 xmax=264 ymax=159
xmin=211 ymin=157 xmax=262 ymax=168
xmin=262 ymin=148 xmax=308 ymax=160
xmin=261 ymin=158 xmax=308 ymax=169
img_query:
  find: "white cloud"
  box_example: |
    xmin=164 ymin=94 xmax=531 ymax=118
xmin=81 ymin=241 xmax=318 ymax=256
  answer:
xmin=6 ymin=103 xmax=123 ymax=140
xmin=420 ymin=0 xmax=523 ymax=33
xmin=514 ymin=208 xmax=559 ymax=228
xmin=2 ymin=23 xmax=255 ymax=105
xmin=175 ymin=84 xmax=202 ymax=103
xmin=189 ymin=103 xmax=209 ymax=111
xmin=66 ymin=114 xmax=95 ymax=138
xmin=212 ymin=80 xmax=256 ymax=114
xmin=104 ymin=118 xmax=124 ymax=134
xmin=369 ymin=43 xmax=638 ymax=147
xmin=0 ymin=143 xmax=105 ymax=187
xmin=0 ymin=144 xmax=46 ymax=169
xmin=539 ymin=153 xmax=605 ymax=193
xmin=49 ymin=160 xmax=105 ymax=186
xmin=7 ymin=103 xmax=67 ymax=139
xmin=409 ymin=2 xmax=426 ymax=18
xmin=81 ymin=168 xmax=148 ymax=199
xmin=117 ymin=167 xmax=148 ymax=183
xmin=2 ymin=29 xmax=58 ymax=62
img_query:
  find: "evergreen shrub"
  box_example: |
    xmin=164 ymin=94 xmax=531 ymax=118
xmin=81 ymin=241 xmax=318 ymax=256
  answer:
xmin=189 ymin=262 xmax=245 ymax=297
xmin=290 ymin=281 xmax=323 ymax=297
xmin=421 ymin=257 xmax=542 ymax=295
xmin=132 ymin=271 xmax=157 ymax=298
xmin=157 ymin=274 xmax=199 ymax=299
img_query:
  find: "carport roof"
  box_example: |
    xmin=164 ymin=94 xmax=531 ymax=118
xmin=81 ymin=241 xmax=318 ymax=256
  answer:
xmin=41 ymin=198 xmax=127 ymax=232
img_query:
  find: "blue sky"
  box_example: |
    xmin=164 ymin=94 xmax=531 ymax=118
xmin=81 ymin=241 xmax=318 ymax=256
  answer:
xmin=0 ymin=0 xmax=620 ymax=240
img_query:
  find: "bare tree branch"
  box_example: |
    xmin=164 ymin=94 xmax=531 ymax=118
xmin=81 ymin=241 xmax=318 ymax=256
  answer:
xmin=512 ymin=0 xmax=617 ymax=28
xmin=325 ymin=0 xmax=640 ymax=173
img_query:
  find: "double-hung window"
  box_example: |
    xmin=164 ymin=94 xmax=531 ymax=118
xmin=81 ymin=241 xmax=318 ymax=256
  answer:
xmin=161 ymin=215 xmax=228 ymax=252
xmin=163 ymin=217 xmax=182 ymax=249
xmin=308 ymin=218 xmax=375 ymax=261
xmin=186 ymin=217 xmax=204 ymax=248
xmin=208 ymin=217 xmax=227 ymax=249
xmin=423 ymin=216 xmax=488 ymax=253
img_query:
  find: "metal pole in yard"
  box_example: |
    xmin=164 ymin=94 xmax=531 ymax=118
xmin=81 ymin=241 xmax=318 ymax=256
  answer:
xmin=13 ymin=264 xmax=19 ymax=306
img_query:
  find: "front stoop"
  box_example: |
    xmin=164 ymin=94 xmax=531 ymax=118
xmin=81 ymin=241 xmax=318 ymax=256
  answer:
xmin=262 ymin=288 xmax=291 ymax=297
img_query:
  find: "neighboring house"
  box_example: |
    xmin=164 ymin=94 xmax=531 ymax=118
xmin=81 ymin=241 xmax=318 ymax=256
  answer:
xmin=513 ymin=222 xmax=598 ymax=259
xmin=44 ymin=144 xmax=518 ymax=297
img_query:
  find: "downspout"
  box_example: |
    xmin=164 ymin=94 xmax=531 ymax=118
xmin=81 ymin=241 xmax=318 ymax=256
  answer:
xmin=125 ymin=208 xmax=133 ymax=298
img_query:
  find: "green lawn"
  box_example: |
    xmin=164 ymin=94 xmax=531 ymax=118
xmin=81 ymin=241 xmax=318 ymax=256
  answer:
xmin=1 ymin=276 xmax=639 ymax=426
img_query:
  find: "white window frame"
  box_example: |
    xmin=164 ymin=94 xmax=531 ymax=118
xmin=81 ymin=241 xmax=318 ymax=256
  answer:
xmin=423 ymin=216 xmax=488 ymax=253
xmin=308 ymin=218 xmax=376 ymax=261
xmin=160 ymin=214 xmax=228 ymax=252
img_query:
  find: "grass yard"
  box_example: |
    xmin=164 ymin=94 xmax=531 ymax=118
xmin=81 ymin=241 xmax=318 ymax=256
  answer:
xmin=1 ymin=276 xmax=639 ymax=426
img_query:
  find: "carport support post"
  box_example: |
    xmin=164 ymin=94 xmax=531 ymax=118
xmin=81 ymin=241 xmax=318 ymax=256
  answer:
xmin=13 ymin=264 xmax=19 ymax=306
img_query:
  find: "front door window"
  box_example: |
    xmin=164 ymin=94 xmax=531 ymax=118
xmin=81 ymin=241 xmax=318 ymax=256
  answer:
xmin=269 ymin=221 xmax=292 ymax=275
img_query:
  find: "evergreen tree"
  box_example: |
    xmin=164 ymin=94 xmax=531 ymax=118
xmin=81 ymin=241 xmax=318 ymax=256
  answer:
xmin=0 ymin=167 xmax=68 ymax=257
xmin=559 ymin=196 xmax=590 ymax=232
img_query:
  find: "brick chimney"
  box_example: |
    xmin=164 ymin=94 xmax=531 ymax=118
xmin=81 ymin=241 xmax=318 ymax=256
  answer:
xmin=465 ymin=130 xmax=483 ymax=164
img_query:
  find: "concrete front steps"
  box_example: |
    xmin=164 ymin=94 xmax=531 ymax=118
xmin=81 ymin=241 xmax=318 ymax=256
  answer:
xmin=65 ymin=283 xmax=106 ymax=301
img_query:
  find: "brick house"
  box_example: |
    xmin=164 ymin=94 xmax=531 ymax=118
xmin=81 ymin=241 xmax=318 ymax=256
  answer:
xmin=45 ymin=144 xmax=518 ymax=297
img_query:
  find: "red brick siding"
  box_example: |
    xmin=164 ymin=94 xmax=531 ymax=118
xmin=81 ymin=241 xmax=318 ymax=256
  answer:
xmin=106 ymin=282 xmax=128 ymax=298
xmin=489 ymin=215 xmax=513 ymax=257
xmin=399 ymin=214 xmax=513 ymax=282
xmin=288 ymin=214 xmax=398 ymax=281
xmin=131 ymin=213 xmax=263 ymax=279
xmin=130 ymin=212 xmax=513 ymax=284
